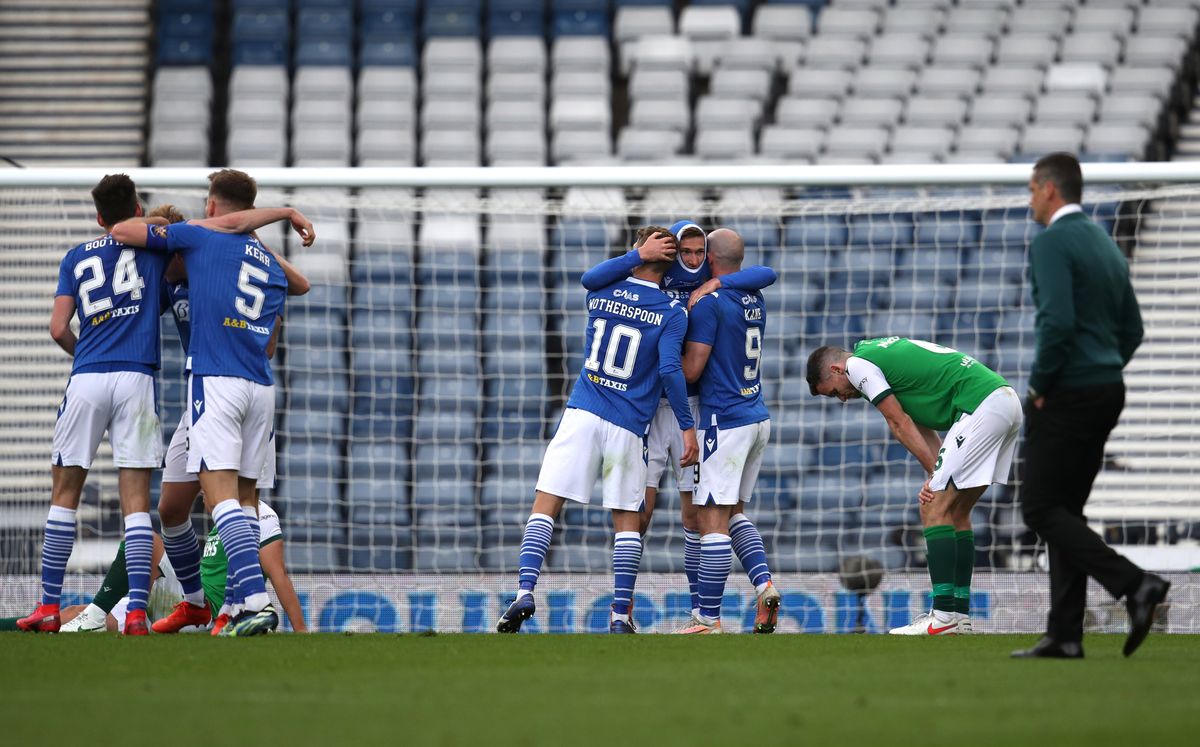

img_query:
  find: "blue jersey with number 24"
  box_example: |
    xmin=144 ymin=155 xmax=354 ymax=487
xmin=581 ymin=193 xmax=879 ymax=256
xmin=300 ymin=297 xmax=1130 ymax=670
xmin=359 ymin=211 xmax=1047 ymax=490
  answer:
xmin=56 ymin=234 xmax=168 ymax=375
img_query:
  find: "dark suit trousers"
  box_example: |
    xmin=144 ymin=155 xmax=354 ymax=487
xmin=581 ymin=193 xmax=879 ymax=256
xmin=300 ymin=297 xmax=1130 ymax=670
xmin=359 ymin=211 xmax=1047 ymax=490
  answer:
xmin=1019 ymin=382 xmax=1144 ymax=643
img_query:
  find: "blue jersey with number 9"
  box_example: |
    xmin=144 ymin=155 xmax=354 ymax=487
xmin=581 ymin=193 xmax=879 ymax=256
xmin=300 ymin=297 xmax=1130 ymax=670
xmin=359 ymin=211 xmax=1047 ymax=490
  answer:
xmin=56 ymin=234 xmax=169 ymax=375
xmin=686 ymin=289 xmax=769 ymax=429
xmin=145 ymin=223 xmax=286 ymax=386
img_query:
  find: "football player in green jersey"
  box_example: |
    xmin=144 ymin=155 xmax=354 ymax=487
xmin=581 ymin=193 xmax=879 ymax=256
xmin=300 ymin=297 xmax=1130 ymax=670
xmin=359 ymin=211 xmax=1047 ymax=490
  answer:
xmin=807 ymin=337 xmax=1023 ymax=635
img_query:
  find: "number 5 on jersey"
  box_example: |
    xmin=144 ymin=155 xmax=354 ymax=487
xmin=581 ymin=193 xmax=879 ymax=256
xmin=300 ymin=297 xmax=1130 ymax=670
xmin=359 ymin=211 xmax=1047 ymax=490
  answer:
xmin=235 ymin=261 xmax=269 ymax=319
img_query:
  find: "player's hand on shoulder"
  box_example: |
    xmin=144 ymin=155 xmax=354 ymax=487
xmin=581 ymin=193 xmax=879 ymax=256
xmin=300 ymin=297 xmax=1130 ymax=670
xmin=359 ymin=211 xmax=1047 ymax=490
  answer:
xmin=687 ymin=279 xmax=721 ymax=312
xmin=637 ymin=231 xmax=676 ymax=264
xmin=289 ymin=209 xmax=316 ymax=247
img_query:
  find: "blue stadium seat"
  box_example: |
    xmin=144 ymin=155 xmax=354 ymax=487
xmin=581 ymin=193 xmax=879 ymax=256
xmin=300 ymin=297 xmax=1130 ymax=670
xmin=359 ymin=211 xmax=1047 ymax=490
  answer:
xmin=996 ymin=307 xmax=1035 ymax=343
xmin=352 ymin=249 xmax=415 ymax=284
xmin=485 ymin=374 xmax=547 ymax=411
xmin=281 ymin=439 xmax=345 ymax=478
xmin=293 ymin=283 xmax=348 ymax=313
xmin=723 ymin=218 xmax=780 ymax=255
xmin=160 ymin=0 xmax=211 ymax=10
xmin=158 ymin=37 xmax=214 ymax=65
xmin=353 ymin=283 xmax=412 ymax=314
xmin=914 ymin=212 xmax=981 ymax=250
xmin=297 ymin=8 xmax=352 ymax=40
xmin=161 ymin=12 xmax=214 ymax=41
xmin=759 ymin=442 xmax=812 ymax=478
xmin=360 ymin=37 xmax=417 ymax=66
xmin=483 ymin=348 xmax=544 ymax=376
xmin=490 ymin=0 xmax=545 ymax=36
xmin=482 ymin=311 xmax=544 ymax=351
xmin=349 ymin=527 xmax=413 ymax=571
xmin=283 ymin=409 xmax=348 ymax=441
xmin=424 ymin=5 xmax=482 ymax=37
xmin=231 ymin=0 xmax=291 ymax=9
xmin=417 ymin=376 xmax=483 ymax=414
xmin=784 ymin=216 xmax=848 ymax=251
xmin=276 ymin=477 xmax=342 ymax=523
xmin=484 ymin=249 xmax=544 ymax=284
xmin=483 ymin=442 xmax=544 ymax=479
xmin=805 ymin=313 xmax=865 ymax=348
xmin=994 ymin=340 xmax=1035 ymax=378
xmin=981 ymin=210 xmax=1043 ymax=251
xmin=777 ymin=248 xmax=831 ymax=287
xmin=285 ymin=342 xmax=345 ymax=372
xmin=350 ymin=310 xmax=412 ymax=350
xmin=349 ymin=495 xmax=413 ymax=529
xmin=553 ymin=8 xmax=609 ymax=36
xmin=552 ymin=219 xmax=617 ymax=253
xmin=417 ymin=250 xmax=480 ymax=283
xmin=823 ymin=407 xmax=890 ymax=444
xmin=416 ymin=349 xmax=480 ymax=377
xmin=413 ymin=443 xmax=477 ymax=482
xmin=481 ymin=414 xmax=545 ymax=442
xmin=413 ymin=527 xmax=481 ymax=572
xmin=285 ymin=525 xmax=346 ymax=572
xmin=964 ymin=246 xmax=1027 ymax=285
xmin=848 ymin=214 xmax=914 ymax=252
xmin=416 ymin=284 xmax=478 ymax=314
xmin=412 ymin=479 xmax=476 ymax=510
xmin=362 ymin=0 xmax=419 ymax=11
xmin=349 ymin=440 xmax=409 ymax=481
xmin=816 ymin=443 xmax=882 ymax=476
xmin=361 ymin=8 xmax=417 ymax=39
xmin=232 ymin=10 xmax=290 ymax=42
xmin=296 ymin=38 xmax=353 ymax=66
xmin=350 ymin=350 xmax=415 ymax=433
xmin=480 ymin=477 xmax=536 ymax=525
xmin=888 ymin=276 xmax=956 ymax=311
xmin=936 ymin=310 xmax=1001 ymax=353
xmin=478 ymin=525 xmax=526 ymax=572
xmin=954 ymin=280 xmax=1022 ymax=311
xmin=867 ymin=311 xmax=939 ymax=342
xmin=902 ymin=247 xmax=962 ymax=285
xmin=288 ymin=372 xmax=351 ymax=412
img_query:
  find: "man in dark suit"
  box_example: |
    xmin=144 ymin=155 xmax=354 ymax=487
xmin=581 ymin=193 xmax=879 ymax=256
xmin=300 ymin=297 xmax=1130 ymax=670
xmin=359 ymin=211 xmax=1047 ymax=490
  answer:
xmin=1012 ymin=153 xmax=1170 ymax=659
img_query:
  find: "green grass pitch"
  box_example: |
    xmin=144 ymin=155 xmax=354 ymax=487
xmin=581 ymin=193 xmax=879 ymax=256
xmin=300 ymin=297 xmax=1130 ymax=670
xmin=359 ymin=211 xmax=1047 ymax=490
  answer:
xmin=2 ymin=633 xmax=1196 ymax=746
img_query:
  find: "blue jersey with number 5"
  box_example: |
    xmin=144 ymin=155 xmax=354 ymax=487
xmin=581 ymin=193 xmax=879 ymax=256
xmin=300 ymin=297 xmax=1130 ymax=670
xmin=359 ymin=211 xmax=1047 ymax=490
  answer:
xmin=566 ymin=277 xmax=693 ymax=436
xmin=56 ymin=234 xmax=169 ymax=375
xmin=686 ymin=289 xmax=769 ymax=429
xmin=145 ymin=223 xmax=286 ymax=385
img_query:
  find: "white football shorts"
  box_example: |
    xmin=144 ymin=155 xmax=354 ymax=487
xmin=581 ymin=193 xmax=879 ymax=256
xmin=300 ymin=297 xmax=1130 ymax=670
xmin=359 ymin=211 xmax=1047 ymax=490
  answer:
xmin=694 ymin=419 xmax=771 ymax=507
xmin=929 ymin=386 xmax=1023 ymax=492
xmin=187 ymin=374 xmax=275 ymax=480
xmin=164 ymin=411 xmax=275 ymax=488
xmin=645 ymin=396 xmax=701 ymax=492
xmin=51 ymin=371 xmax=164 ymax=470
xmin=536 ymin=408 xmax=647 ymax=511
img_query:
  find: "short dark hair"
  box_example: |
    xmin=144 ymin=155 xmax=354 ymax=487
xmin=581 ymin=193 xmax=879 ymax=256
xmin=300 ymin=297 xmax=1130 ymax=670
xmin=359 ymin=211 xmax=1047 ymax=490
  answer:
xmin=635 ymin=225 xmax=673 ymax=247
xmin=1033 ymin=152 xmax=1083 ymax=204
xmin=679 ymin=226 xmax=705 ymax=242
xmin=91 ymin=174 xmax=139 ymax=227
xmin=207 ymin=168 xmax=257 ymax=210
xmin=806 ymin=345 xmax=847 ymax=396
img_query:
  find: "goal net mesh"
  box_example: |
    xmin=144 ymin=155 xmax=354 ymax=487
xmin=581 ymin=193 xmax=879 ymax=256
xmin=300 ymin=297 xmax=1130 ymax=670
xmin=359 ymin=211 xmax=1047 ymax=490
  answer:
xmin=1 ymin=178 xmax=1196 ymax=633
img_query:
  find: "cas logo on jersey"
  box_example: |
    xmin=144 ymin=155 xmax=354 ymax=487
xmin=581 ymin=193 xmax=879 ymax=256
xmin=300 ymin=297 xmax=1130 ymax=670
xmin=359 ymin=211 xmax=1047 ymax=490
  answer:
xmin=613 ymin=289 xmax=639 ymax=302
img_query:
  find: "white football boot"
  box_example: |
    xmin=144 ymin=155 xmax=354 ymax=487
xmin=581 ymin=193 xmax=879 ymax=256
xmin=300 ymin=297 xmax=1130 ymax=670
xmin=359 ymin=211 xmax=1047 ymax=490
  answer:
xmin=955 ymin=613 xmax=975 ymax=635
xmin=888 ymin=610 xmax=958 ymax=636
xmin=60 ymin=603 xmax=107 ymax=632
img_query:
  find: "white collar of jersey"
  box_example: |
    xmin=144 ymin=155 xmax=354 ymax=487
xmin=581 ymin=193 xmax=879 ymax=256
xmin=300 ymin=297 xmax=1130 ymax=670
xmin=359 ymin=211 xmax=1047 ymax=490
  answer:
xmin=626 ymin=277 xmax=659 ymax=290
xmin=1049 ymin=203 xmax=1083 ymax=225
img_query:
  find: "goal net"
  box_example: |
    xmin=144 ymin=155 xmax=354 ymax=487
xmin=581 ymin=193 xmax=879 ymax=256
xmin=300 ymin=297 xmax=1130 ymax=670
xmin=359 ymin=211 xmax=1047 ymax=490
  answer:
xmin=1 ymin=166 xmax=1197 ymax=633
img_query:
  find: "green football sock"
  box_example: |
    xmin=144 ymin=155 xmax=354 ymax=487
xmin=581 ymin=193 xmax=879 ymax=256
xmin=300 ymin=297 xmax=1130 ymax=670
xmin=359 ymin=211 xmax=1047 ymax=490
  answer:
xmin=91 ymin=541 xmax=128 ymax=613
xmin=923 ymin=525 xmax=958 ymax=613
xmin=954 ymin=530 xmax=975 ymax=615
xmin=0 ymin=617 xmax=19 ymax=631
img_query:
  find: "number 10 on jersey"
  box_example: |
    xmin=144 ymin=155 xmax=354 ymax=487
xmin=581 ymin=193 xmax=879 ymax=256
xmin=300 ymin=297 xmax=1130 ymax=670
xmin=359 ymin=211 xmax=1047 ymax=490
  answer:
xmin=583 ymin=319 xmax=642 ymax=380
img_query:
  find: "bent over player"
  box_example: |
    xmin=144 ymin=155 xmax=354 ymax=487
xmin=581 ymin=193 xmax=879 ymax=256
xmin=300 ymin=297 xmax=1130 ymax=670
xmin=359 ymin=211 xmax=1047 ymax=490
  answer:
xmin=806 ymin=338 xmax=1023 ymax=635
xmin=497 ymin=227 xmax=698 ymax=634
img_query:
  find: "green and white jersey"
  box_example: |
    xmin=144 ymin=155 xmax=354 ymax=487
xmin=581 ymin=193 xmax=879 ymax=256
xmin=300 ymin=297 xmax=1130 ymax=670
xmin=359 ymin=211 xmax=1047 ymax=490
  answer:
xmin=200 ymin=500 xmax=282 ymax=612
xmin=847 ymin=337 xmax=1009 ymax=431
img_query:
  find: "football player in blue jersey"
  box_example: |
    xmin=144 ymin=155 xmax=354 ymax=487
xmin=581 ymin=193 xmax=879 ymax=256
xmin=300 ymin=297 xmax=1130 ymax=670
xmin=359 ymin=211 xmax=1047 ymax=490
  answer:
xmin=112 ymin=168 xmax=314 ymax=636
xmin=580 ymin=220 xmax=781 ymax=632
xmin=678 ymin=229 xmax=775 ymax=634
xmin=18 ymin=174 xmax=171 ymax=634
xmin=497 ymin=227 xmax=699 ymax=634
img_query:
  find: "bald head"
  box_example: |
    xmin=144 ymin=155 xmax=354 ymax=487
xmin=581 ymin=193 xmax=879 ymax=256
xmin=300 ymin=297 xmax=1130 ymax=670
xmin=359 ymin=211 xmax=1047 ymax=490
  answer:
xmin=706 ymin=228 xmax=744 ymax=276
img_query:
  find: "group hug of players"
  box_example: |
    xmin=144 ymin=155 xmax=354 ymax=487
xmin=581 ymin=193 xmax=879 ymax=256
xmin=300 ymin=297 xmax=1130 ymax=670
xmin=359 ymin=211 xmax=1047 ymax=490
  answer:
xmin=12 ymin=170 xmax=1025 ymax=637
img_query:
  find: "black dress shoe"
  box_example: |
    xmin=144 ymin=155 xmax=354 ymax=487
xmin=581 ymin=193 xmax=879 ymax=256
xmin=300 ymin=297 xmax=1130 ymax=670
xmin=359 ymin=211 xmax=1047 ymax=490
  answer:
xmin=1011 ymin=637 xmax=1084 ymax=659
xmin=1124 ymin=573 xmax=1171 ymax=657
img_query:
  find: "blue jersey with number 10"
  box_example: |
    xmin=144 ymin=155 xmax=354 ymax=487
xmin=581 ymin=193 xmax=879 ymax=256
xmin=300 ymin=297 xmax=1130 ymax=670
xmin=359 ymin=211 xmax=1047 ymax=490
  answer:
xmin=686 ymin=289 xmax=770 ymax=429
xmin=145 ymin=223 xmax=286 ymax=386
xmin=567 ymin=277 xmax=694 ymax=436
xmin=56 ymin=234 xmax=169 ymax=375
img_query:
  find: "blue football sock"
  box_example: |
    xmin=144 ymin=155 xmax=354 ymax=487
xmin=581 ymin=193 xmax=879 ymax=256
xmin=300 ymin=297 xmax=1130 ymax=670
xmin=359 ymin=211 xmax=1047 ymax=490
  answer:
xmin=212 ymin=500 xmax=268 ymax=612
xmin=123 ymin=512 xmax=154 ymax=613
xmin=611 ymin=531 xmax=643 ymax=616
xmin=730 ymin=513 xmax=772 ymax=592
xmin=518 ymin=513 xmax=554 ymax=594
xmin=683 ymin=528 xmax=701 ymax=613
xmin=40 ymin=505 xmax=77 ymax=606
xmin=697 ymin=533 xmax=732 ymax=622
xmin=161 ymin=520 xmax=204 ymax=605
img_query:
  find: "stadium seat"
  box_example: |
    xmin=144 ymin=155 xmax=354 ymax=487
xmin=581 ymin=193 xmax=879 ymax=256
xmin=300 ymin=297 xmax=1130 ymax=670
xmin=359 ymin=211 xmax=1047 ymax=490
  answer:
xmin=349 ymin=527 xmax=413 ymax=571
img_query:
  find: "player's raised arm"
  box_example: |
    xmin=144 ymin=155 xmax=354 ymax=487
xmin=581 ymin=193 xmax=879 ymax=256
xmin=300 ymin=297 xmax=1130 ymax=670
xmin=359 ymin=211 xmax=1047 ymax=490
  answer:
xmin=580 ymin=229 xmax=677 ymax=290
xmin=109 ymin=216 xmax=168 ymax=247
xmin=682 ymin=294 xmax=717 ymax=383
xmin=687 ymin=265 xmax=776 ymax=311
xmin=265 ymin=246 xmax=311 ymax=296
xmin=191 ymin=207 xmax=316 ymax=247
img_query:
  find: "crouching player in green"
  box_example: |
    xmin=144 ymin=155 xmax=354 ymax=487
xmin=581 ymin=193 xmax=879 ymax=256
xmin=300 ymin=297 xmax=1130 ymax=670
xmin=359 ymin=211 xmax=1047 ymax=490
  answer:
xmin=806 ymin=337 xmax=1023 ymax=635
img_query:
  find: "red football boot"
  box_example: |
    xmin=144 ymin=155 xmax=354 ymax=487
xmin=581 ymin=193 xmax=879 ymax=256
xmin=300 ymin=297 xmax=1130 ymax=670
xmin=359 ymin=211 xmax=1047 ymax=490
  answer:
xmin=211 ymin=613 xmax=231 ymax=636
xmin=123 ymin=608 xmax=150 ymax=636
xmin=16 ymin=603 xmax=60 ymax=633
xmin=151 ymin=601 xmax=212 ymax=634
